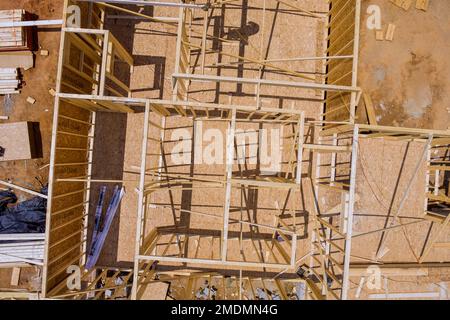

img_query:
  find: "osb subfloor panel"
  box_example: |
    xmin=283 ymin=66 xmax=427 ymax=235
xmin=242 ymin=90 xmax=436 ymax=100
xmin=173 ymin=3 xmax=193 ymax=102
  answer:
xmin=89 ymin=2 xmax=327 ymax=271
xmin=141 ymin=116 xmax=314 ymax=273
xmin=87 ymin=111 xmax=145 ymax=267
xmin=186 ymin=0 xmax=328 ymax=115
xmin=358 ymin=0 xmax=450 ymax=130
xmin=107 ymin=4 xmax=180 ymax=101
xmin=353 ymin=138 xmax=450 ymax=263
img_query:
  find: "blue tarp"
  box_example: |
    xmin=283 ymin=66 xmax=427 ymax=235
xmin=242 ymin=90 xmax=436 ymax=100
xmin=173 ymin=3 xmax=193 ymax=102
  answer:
xmin=0 ymin=186 xmax=47 ymax=234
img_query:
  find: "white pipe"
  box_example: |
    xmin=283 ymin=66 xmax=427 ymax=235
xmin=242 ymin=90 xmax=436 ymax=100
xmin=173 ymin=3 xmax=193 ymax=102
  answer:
xmin=76 ymin=0 xmax=205 ymax=9
xmin=0 ymin=252 xmax=43 ymax=266
xmin=0 ymin=19 xmax=63 ymax=28
xmin=106 ymin=15 xmax=179 ymax=22
xmin=0 ymin=180 xmax=47 ymax=199
xmin=0 ymin=234 xmax=45 ymax=241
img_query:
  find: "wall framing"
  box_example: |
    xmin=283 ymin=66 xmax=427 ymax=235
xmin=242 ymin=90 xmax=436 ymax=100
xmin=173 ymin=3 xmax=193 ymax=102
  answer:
xmin=39 ymin=0 xmax=450 ymax=301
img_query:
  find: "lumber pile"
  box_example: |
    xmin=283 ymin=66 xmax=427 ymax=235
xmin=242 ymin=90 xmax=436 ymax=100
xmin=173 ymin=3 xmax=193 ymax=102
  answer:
xmin=0 ymin=10 xmax=32 ymax=52
xmin=0 ymin=238 xmax=44 ymax=265
xmin=0 ymin=68 xmax=20 ymax=95
xmin=0 ymin=10 xmax=34 ymax=71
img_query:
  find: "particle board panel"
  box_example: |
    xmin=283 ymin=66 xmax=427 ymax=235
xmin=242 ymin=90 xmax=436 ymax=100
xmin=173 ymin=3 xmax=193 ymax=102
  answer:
xmin=0 ymin=51 xmax=34 ymax=69
xmin=44 ymin=100 xmax=92 ymax=297
xmin=324 ymin=0 xmax=361 ymax=122
xmin=138 ymin=281 xmax=169 ymax=300
xmin=0 ymin=121 xmax=41 ymax=161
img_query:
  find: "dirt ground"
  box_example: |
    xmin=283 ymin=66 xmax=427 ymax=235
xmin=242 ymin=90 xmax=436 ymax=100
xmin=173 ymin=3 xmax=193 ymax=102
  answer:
xmin=359 ymin=0 xmax=450 ymax=130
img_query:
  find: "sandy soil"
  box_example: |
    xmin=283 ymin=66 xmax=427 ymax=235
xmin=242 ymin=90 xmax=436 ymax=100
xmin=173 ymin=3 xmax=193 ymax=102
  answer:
xmin=358 ymin=0 xmax=450 ymax=130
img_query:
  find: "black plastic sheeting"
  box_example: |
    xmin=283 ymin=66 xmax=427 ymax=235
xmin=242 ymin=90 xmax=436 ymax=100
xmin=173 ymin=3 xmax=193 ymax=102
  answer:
xmin=0 ymin=186 xmax=47 ymax=234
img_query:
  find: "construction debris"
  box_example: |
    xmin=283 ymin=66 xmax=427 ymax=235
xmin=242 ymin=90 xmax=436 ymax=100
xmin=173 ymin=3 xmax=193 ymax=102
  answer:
xmin=86 ymin=186 xmax=125 ymax=270
xmin=385 ymin=23 xmax=396 ymax=41
xmin=363 ymin=93 xmax=378 ymax=125
xmin=375 ymin=30 xmax=384 ymax=41
xmin=416 ymin=0 xmax=430 ymax=11
xmin=10 ymin=267 xmax=21 ymax=286
xmin=390 ymin=0 xmax=413 ymax=10
xmin=26 ymin=96 xmax=35 ymax=104
xmin=0 ymin=187 xmax=47 ymax=266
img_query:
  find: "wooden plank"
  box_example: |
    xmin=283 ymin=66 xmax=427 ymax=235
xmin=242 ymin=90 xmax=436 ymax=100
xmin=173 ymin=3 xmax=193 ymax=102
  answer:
xmin=10 ymin=267 xmax=21 ymax=286
xmin=385 ymin=24 xmax=396 ymax=41
xmin=363 ymin=93 xmax=377 ymax=125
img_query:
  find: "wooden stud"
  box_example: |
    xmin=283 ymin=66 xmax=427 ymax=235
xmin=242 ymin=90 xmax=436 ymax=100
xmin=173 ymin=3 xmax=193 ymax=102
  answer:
xmin=10 ymin=267 xmax=21 ymax=286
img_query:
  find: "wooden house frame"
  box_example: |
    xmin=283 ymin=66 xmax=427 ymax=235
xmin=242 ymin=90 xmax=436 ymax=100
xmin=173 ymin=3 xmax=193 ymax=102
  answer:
xmin=172 ymin=0 xmax=362 ymax=121
xmin=308 ymin=124 xmax=450 ymax=300
xmin=38 ymin=0 xmax=450 ymax=301
xmin=40 ymin=0 xmax=362 ymax=300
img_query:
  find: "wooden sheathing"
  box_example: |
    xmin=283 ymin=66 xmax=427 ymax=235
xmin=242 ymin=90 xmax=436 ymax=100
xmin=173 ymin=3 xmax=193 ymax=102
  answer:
xmin=43 ymin=96 xmax=141 ymax=298
xmin=323 ymin=0 xmax=361 ymax=123
xmin=60 ymin=29 xmax=133 ymax=97
xmin=43 ymin=98 xmax=93 ymax=297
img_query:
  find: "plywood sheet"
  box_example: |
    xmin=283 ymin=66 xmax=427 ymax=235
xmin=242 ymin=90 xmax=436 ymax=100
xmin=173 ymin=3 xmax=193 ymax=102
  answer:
xmin=0 ymin=121 xmax=39 ymax=161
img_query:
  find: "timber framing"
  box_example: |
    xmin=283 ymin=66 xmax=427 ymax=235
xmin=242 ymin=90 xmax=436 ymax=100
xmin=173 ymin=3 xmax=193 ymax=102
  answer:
xmin=309 ymin=124 xmax=450 ymax=299
xmin=39 ymin=0 xmax=450 ymax=301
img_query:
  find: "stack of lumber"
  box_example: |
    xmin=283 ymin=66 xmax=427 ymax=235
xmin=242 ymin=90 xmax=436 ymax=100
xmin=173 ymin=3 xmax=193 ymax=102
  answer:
xmin=0 ymin=68 xmax=20 ymax=94
xmin=0 ymin=10 xmax=32 ymax=52
xmin=0 ymin=234 xmax=45 ymax=266
xmin=0 ymin=10 xmax=33 ymax=70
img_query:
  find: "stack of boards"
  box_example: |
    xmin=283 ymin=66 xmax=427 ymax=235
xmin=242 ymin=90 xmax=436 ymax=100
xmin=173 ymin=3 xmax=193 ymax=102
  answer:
xmin=0 ymin=234 xmax=45 ymax=266
xmin=0 ymin=9 xmax=33 ymax=84
xmin=0 ymin=68 xmax=20 ymax=94
xmin=0 ymin=9 xmax=32 ymax=51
